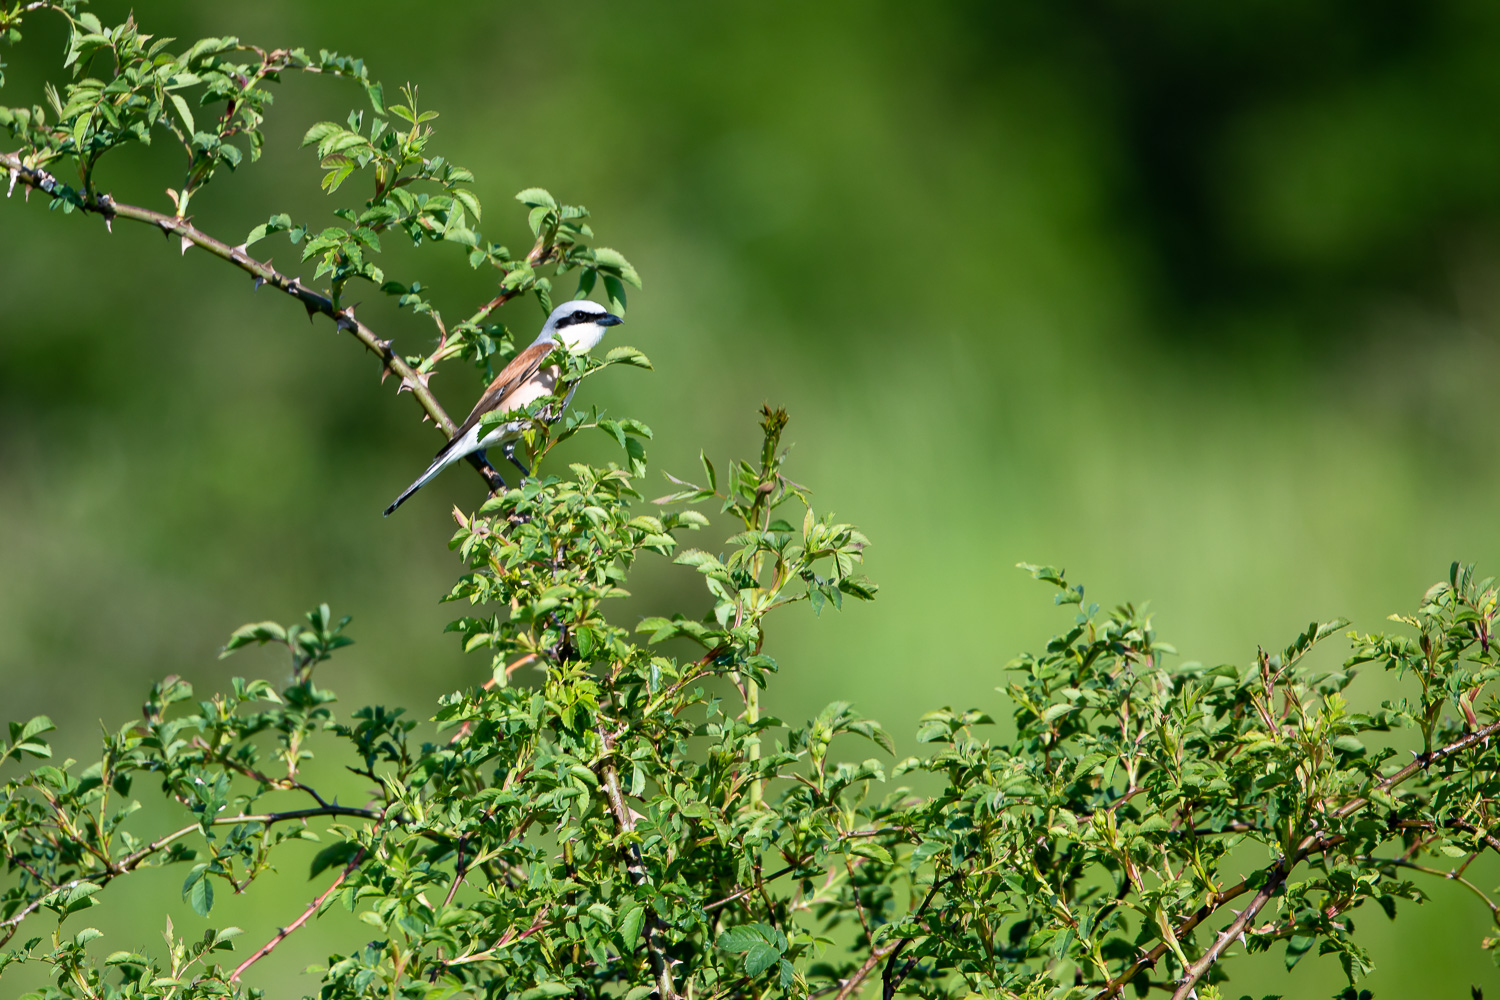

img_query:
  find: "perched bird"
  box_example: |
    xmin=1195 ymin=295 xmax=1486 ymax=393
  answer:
xmin=383 ymin=299 xmax=623 ymax=516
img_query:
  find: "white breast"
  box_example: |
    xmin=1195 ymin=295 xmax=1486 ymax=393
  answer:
xmin=474 ymin=365 xmax=560 ymax=449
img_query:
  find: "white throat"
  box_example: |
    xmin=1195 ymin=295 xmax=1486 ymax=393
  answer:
xmin=543 ymin=322 xmax=607 ymax=354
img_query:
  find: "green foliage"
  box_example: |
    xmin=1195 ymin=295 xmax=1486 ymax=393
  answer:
xmin=4 ymin=6 xmax=1500 ymax=1000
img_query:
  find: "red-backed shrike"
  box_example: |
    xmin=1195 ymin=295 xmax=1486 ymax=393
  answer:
xmin=383 ymin=299 xmax=622 ymax=516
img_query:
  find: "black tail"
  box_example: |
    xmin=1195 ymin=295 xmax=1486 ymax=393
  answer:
xmin=383 ymin=480 xmax=425 ymax=517
xmin=383 ymin=454 xmax=451 ymax=517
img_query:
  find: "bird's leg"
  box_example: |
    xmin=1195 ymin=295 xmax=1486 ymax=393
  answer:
xmin=473 ymin=450 xmax=508 ymax=492
xmin=502 ymin=441 xmax=531 ymax=480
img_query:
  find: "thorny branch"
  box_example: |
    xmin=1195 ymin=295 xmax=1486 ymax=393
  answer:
xmin=597 ymin=725 xmax=680 ymax=1000
xmin=230 ymin=847 xmax=367 ymax=982
xmin=0 ymin=803 xmax=380 ymax=946
xmin=0 ymin=149 xmax=506 ymax=493
xmin=1093 ymin=716 xmax=1500 ymax=999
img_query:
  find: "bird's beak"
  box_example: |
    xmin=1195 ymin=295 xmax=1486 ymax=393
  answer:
xmin=599 ymin=313 xmax=624 ymax=327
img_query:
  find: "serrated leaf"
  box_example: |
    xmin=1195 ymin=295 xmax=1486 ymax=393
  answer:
xmin=168 ymin=93 xmax=194 ymax=136
xmin=515 ymin=187 xmax=557 ymax=209
xmin=744 ymin=941 xmax=780 ymax=975
xmin=309 ymin=841 xmax=362 ymax=878
xmin=520 ymin=984 xmax=574 ymax=1000
xmin=604 ymin=346 xmax=653 ymax=369
xmin=183 ymin=873 xmax=213 ymax=917
xmin=618 ymin=904 xmax=646 ymax=949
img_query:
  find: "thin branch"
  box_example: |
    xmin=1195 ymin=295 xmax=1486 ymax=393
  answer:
xmin=703 ymin=863 xmax=801 ymax=913
xmin=0 ymin=148 xmax=505 ymax=492
xmin=0 ymin=804 xmax=381 ymax=945
xmin=1093 ymin=717 xmax=1500 ymax=1000
xmin=442 ymin=907 xmax=551 ymax=967
xmin=880 ymin=874 xmax=957 ymax=1000
xmin=1170 ymin=864 xmax=1287 ymax=1000
xmin=1334 ymin=718 xmax=1500 ymax=820
xmin=1373 ymin=857 xmax=1500 ymax=925
xmin=597 ymin=726 xmax=680 ymax=1000
xmin=229 ymin=847 xmax=366 ymax=981
xmin=442 ymin=836 xmax=469 ymax=909
xmin=833 ymin=942 xmax=899 ymax=1000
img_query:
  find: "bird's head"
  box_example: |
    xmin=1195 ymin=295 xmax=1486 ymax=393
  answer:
xmin=534 ymin=299 xmax=623 ymax=353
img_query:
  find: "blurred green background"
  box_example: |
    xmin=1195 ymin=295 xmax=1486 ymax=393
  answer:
xmin=4 ymin=1 xmax=1500 ymax=995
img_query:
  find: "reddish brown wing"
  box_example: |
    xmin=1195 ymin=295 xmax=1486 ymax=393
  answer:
xmin=438 ymin=341 xmax=556 ymax=456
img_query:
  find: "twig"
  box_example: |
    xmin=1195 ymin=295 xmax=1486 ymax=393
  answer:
xmin=879 ymin=874 xmax=957 ymax=1000
xmin=597 ymin=726 xmax=680 ymax=1000
xmin=0 ymin=804 xmax=380 ymax=945
xmin=442 ymin=907 xmax=551 ymax=967
xmin=827 ymin=873 xmax=955 ymax=1000
xmin=229 ymin=847 xmax=366 ymax=981
xmin=1333 ymin=718 xmax=1500 ymax=820
xmin=1169 ymin=864 xmax=1287 ymax=1000
xmin=703 ymin=863 xmax=801 ymax=913
xmin=0 ymin=148 xmax=505 ymax=493
xmin=833 ymin=942 xmax=899 ymax=1000
xmin=1094 ymin=717 xmax=1500 ymax=999
xmin=1373 ymin=857 xmax=1500 ymax=925
xmin=442 ymin=836 xmax=469 ymax=909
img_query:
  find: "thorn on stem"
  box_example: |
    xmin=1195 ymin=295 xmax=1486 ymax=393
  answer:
xmin=180 ymin=234 xmax=193 ymax=256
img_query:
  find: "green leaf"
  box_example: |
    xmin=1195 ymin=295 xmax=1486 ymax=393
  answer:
xmin=168 ymin=93 xmax=194 ymax=136
xmin=592 ymin=246 xmax=642 ymax=288
xmin=61 ymin=881 xmax=102 ymax=915
xmin=104 ymin=952 xmax=148 ymax=967
xmin=604 ymin=345 xmax=653 ymax=369
xmin=182 ymin=871 xmax=214 ymax=917
xmin=221 ymin=620 xmax=287 ymax=656
xmin=520 ymin=984 xmax=574 ymax=1000
xmin=309 ymin=841 xmax=362 ymax=878
xmin=602 ymin=274 xmax=627 ymax=316
xmin=515 ymin=187 xmax=556 ymax=209
xmin=618 ymin=904 xmax=646 ymax=950
xmin=453 ymin=187 xmax=482 ymax=222
xmin=301 ymin=121 xmax=341 ymax=148
xmin=1330 ymin=735 xmax=1366 ymax=755
xmin=14 ymin=715 xmax=55 ymax=742
xmin=743 ymin=941 xmax=780 ymax=976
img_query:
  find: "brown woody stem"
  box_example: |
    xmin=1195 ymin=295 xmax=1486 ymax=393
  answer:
xmin=230 ymin=847 xmax=367 ymax=982
xmin=1094 ymin=716 xmax=1500 ymax=999
xmin=597 ymin=725 xmax=680 ymax=1000
xmin=0 ymin=149 xmax=504 ymax=492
